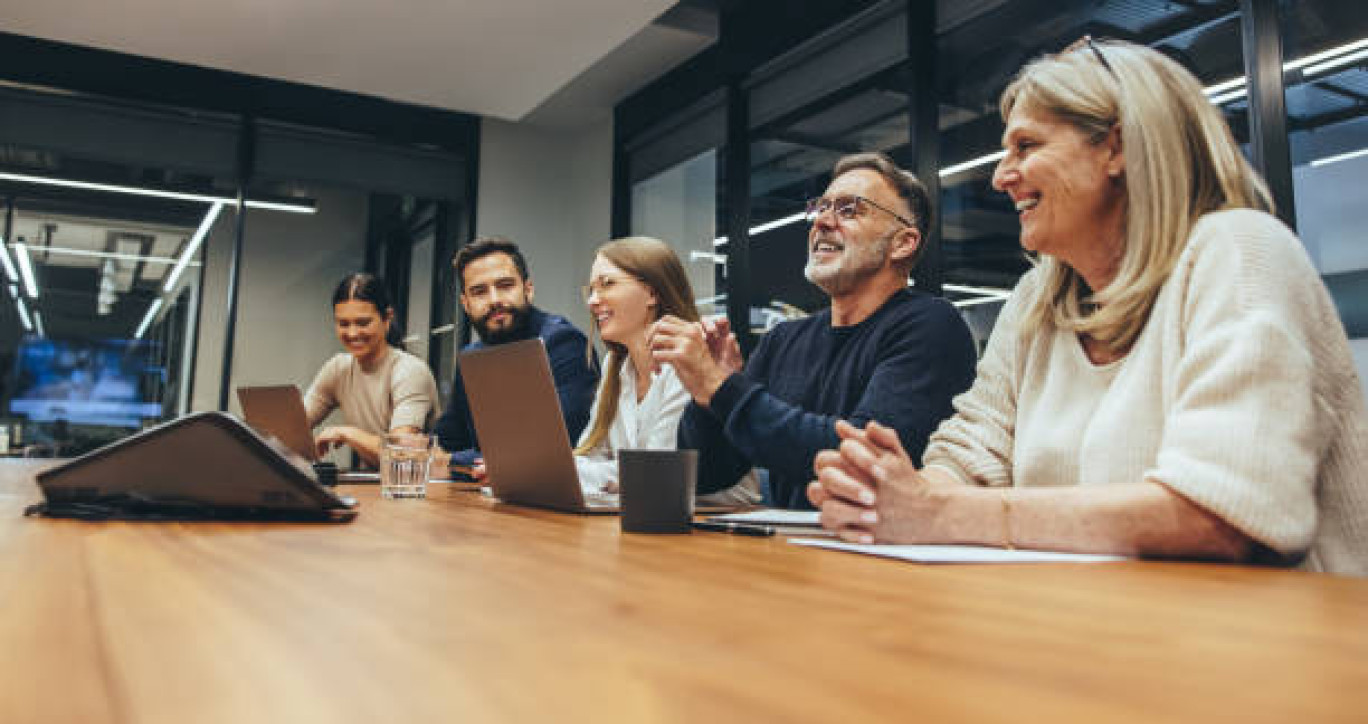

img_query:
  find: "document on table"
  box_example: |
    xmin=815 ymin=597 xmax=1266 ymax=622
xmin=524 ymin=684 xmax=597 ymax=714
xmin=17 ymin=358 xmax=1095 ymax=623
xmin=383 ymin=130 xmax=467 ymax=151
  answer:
xmin=790 ymin=538 xmax=1129 ymax=564
xmin=707 ymin=509 xmax=834 ymax=536
xmin=709 ymin=509 xmax=820 ymax=526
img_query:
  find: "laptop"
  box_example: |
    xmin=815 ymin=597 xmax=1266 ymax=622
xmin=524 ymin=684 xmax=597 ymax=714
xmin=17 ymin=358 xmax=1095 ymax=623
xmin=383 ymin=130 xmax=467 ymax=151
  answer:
xmin=236 ymin=384 xmax=319 ymax=462
xmin=459 ymin=338 xmax=623 ymax=513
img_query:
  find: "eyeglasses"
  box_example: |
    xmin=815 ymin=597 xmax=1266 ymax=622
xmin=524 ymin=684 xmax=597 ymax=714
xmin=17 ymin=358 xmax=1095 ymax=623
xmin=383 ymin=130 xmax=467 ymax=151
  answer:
xmin=1066 ymin=35 xmax=1118 ymax=79
xmin=804 ymin=194 xmax=913 ymax=229
xmin=580 ymin=274 xmax=639 ymax=302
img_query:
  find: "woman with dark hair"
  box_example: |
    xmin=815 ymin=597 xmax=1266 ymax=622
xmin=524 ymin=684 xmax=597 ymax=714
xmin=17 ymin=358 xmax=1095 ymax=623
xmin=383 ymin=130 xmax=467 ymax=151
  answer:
xmin=304 ymin=273 xmax=441 ymax=466
xmin=575 ymin=237 xmax=758 ymax=505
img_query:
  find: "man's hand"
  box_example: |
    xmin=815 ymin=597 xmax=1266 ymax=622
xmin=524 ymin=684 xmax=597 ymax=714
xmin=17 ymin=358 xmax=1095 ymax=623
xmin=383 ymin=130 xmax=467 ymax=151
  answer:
xmin=649 ymin=315 xmax=735 ymax=406
xmin=702 ymin=316 xmax=744 ymax=376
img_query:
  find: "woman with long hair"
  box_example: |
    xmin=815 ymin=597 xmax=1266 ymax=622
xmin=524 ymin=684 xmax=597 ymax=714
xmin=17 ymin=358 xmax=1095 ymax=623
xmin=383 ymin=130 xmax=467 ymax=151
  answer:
xmin=305 ymin=272 xmax=441 ymax=467
xmin=576 ymin=237 xmax=758 ymax=505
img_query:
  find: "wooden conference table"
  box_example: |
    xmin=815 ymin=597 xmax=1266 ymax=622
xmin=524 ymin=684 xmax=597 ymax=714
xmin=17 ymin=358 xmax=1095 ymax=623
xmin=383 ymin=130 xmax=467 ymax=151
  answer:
xmin=1 ymin=459 xmax=1365 ymax=723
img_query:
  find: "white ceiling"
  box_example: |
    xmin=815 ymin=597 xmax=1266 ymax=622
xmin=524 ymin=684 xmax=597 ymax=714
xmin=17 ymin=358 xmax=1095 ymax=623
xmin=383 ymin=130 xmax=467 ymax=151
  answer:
xmin=1 ymin=0 xmax=685 ymax=121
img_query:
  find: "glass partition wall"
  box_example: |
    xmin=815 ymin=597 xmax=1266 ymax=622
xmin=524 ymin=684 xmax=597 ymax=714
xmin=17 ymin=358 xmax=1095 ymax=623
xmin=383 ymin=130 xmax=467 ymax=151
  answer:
xmin=0 ymin=74 xmax=476 ymax=454
xmin=0 ymin=109 xmax=237 ymax=455
xmin=1279 ymin=0 xmax=1368 ymax=383
xmin=616 ymin=0 xmax=1344 ymax=356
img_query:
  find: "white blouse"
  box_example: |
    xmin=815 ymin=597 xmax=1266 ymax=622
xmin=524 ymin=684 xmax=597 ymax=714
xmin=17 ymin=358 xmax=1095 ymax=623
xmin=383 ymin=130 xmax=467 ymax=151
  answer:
xmin=574 ymin=354 xmax=760 ymax=506
xmin=574 ymin=356 xmax=690 ymax=494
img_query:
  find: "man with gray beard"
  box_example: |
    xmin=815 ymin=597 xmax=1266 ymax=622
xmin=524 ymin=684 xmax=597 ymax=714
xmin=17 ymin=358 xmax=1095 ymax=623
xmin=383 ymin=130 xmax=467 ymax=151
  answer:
xmin=651 ymin=152 xmax=976 ymax=509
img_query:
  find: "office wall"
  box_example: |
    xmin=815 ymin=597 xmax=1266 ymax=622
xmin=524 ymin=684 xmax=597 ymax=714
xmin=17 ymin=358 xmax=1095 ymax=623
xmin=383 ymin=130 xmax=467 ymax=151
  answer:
xmin=476 ymin=118 xmax=613 ymax=334
xmin=191 ymin=187 xmax=369 ymax=416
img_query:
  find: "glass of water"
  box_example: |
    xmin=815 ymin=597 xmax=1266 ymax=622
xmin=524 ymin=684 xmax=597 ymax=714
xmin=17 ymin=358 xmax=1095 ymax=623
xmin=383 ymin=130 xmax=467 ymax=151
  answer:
xmin=380 ymin=432 xmax=434 ymax=499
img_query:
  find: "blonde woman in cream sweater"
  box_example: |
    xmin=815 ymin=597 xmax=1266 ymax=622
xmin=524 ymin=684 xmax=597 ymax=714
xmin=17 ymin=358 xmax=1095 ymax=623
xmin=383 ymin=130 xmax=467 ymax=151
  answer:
xmin=810 ymin=38 xmax=1367 ymax=575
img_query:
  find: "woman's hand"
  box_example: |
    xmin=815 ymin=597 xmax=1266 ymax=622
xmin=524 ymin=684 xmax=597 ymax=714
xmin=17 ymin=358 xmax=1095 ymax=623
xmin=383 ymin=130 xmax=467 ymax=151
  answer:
xmin=315 ymin=426 xmax=358 ymax=457
xmin=810 ymin=420 xmax=955 ymax=544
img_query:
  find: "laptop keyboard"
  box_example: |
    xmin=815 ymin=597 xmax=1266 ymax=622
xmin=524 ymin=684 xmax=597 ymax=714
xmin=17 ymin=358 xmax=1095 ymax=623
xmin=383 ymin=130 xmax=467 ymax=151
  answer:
xmin=585 ymin=492 xmax=620 ymax=507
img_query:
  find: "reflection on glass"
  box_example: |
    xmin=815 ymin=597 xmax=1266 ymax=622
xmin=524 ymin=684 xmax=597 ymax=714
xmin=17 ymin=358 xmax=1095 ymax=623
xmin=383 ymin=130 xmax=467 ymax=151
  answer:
xmin=937 ymin=4 xmax=1248 ymax=351
xmin=630 ymin=148 xmax=721 ymax=316
xmin=0 ymin=159 xmax=213 ymax=454
xmin=1279 ymin=0 xmax=1368 ymax=395
xmin=746 ymin=66 xmax=912 ymax=333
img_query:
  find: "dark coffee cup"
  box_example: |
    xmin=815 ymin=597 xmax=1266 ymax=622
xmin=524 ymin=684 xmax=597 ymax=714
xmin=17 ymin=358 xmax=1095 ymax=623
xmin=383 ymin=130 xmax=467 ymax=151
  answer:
xmin=618 ymin=449 xmax=697 ymax=533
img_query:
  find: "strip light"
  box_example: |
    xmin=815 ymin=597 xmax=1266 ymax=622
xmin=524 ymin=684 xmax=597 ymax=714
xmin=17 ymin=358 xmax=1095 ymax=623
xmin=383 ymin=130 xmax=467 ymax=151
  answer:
xmin=134 ymin=298 xmax=165 ymax=339
xmin=1205 ymin=36 xmax=1368 ymax=107
xmin=0 ymin=171 xmax=315 ymax=214
xmin=164 ymin=203 xmax=223 ymax=292
xmin=0 ymin=238 xmax=17 ymax=283
xmin=33 ymin=311 xmax=45 ymax=338
xmin=939 ymin=150 xmax=1007 ymax=178
xmin=37 ymin=246 xmax=189 ymax=266
xmin=13 ymin=242 xmax=38 ymax=299
xmin=1311 ymin=147 xmax=1368 ymax=168
xmin=15 ymin=299 xmax=32 ymax=332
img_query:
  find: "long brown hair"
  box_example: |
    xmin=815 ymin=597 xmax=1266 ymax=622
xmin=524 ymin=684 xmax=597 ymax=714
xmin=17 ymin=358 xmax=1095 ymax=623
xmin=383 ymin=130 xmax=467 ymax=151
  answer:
xmin=574 ymin=237 xmax=699 ymax=454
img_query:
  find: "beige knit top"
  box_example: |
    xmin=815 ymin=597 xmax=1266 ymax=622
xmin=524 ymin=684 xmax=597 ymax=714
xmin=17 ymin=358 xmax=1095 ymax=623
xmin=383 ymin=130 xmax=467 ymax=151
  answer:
xmin=924 ymin=209 xmax=1368 ymax=575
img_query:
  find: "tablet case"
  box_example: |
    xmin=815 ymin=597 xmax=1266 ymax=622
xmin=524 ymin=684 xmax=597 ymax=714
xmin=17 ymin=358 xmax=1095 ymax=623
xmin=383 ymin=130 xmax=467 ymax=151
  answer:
xmin=31 ymin=411 xmax=356 ymax=521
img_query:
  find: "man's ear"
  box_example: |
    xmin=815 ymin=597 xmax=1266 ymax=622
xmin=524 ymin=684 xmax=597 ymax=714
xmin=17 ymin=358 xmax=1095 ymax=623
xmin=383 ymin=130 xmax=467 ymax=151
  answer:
xmin=890 ymin=227 xmax=921 ymax=266
xmin=524 ymin=278 xmax=535 ymax=304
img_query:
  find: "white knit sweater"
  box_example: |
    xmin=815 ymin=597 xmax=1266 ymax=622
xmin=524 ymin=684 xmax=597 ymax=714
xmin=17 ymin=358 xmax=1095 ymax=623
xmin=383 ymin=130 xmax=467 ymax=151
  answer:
xmin=925 ymin=209 xmax=1368 ymax=575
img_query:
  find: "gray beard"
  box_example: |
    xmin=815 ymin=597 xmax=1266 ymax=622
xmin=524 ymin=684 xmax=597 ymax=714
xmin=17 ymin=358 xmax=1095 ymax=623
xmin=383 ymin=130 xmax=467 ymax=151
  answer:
xmin=804 ymin=231 xmax=892 ymax=295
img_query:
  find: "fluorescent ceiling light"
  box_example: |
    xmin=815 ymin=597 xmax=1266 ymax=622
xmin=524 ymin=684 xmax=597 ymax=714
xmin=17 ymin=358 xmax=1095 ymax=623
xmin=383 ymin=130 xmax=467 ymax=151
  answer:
xmin=38 ymin=246 xmax=191 ymax=266
xmin=15 ymin=299 xmax=32 ymax=332
xmin=690 ymin=250 xmax=726 ymax=264
xmin=1311 ymin=147 xmax=1368 ymax=168
xmin=0 ymin=239 xmax=17 ymax=283
xmin=943 ymin=282 xmax=1012 ymax=297
xmin=164 ymin=203 xmax=223 ymax=293
xmin=0 ymin=171 xmax=315 ymax=214
xmin=1204 ymin=36 xmax=1368 ymax=106
xmin=953 ymin=295 xmax=1010 ymax=309
xmin=6 ymin=284 xmax=15 ymax=300
xmin=1303 ymin=46 xmax=1368 ymax=77
xmin=13 ymin=243 xmax=38 ymax=299
xmin=33 ymin=311 xmax=45 ymax=338
xmin=1285 ymin=37 xmax=1368 ymax=72
xmin=1208 ymin=88 xmax=1249 ymax=105
xmin=939 ymin=150 xmax=1007 ymax=178
xmin=134 ymin=297 xmax=165 ymax=339
xmin=750 ymin=211 xmax=808 ymax=236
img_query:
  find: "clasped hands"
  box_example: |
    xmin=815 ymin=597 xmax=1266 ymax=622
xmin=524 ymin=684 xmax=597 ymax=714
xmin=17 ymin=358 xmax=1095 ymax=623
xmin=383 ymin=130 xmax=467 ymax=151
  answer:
xmin=648 ymin=315 xmax=743 ymax=405
xmin=808 ymin=420 xmax=956 ymax=544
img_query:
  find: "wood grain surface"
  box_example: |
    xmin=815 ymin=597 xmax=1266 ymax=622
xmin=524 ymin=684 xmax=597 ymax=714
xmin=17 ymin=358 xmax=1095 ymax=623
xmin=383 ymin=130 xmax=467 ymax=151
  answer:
xmin=1 ymin=460 xmax=1365 ymax=723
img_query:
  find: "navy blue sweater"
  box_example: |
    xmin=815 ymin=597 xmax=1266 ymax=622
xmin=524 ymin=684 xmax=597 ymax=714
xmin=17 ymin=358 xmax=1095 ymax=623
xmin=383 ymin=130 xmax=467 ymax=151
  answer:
xmin=679 ymin=289 xmax=977 ymax=509
xmin=435 ymin=308 xmax=599 ymax=465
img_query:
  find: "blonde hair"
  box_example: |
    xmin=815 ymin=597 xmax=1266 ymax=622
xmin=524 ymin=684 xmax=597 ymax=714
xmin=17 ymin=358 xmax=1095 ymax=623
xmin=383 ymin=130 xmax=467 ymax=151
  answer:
xmin=574 ymin=237 xmax=699 ymax=454
xmin=1000 ymin=39 xmax=1273 ymax=351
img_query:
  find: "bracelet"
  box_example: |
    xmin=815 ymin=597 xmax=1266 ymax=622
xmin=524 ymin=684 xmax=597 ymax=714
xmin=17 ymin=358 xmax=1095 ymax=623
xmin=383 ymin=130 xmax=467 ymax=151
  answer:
xmin=1000 ymin=489 xmax=1015 ymax=550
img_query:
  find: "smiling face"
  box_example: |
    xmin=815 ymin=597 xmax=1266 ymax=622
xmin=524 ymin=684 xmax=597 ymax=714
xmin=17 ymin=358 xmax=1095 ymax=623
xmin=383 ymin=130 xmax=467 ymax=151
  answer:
xmin=459 ymin=252 xmax=535 ymax=344
xmin=992 ymin=105 xmax=1126 ymax=270
xmin=333 ymin=299 xmax=391 ymax=364
xmin=804 ymin=169 xmax=907 ymax=297
xmin=585 ymin=254 xmax=657 ymax=347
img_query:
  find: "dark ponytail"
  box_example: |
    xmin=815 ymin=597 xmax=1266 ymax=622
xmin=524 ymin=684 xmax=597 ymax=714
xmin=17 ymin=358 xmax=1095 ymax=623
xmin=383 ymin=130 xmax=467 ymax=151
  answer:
xmin=332 ymin=273 xmax=405 ymax=349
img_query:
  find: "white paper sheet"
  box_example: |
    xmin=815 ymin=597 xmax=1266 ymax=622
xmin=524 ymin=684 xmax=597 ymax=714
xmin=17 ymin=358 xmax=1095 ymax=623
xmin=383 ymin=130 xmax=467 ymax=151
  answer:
xmin=709 ymin=509 xmax=822 ymax=526
xmin=790 ymin=538 xmax=1129 ymax=564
